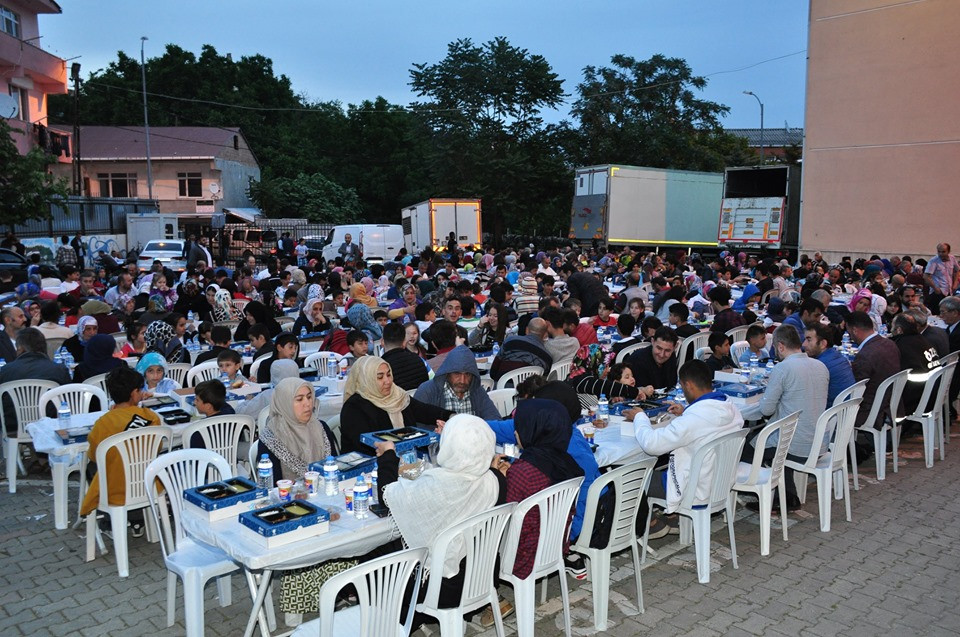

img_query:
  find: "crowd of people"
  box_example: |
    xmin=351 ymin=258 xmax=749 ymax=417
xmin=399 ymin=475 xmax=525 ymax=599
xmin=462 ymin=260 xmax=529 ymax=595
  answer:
xmin=7 ymin=234 xmax=960 ymax=629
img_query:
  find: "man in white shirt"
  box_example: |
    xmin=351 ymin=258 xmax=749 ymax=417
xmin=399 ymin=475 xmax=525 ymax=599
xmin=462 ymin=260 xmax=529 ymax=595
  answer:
xmin=104 ymin=272 xmax=135 ymax=307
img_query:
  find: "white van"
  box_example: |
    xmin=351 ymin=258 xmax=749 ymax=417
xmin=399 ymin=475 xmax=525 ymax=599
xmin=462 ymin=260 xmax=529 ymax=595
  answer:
xmin=318 ymin=224 xmax=404 ymax=264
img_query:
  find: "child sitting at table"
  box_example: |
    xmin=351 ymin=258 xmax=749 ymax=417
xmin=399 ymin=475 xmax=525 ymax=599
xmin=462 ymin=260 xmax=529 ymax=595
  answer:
xmin=739 ymin=324 xmax=771 ymax=366
xmin=136 ymin=352 xmax=179 ymax=397
xmin=605 ymin=363 xmax=637 ymax=403
xmin=705 ymin=332 xmax=735 ymax=373
xmin=591 ymin=297 xmax=618 ymax=329
xmin=80 ymin=366 xmax=161 ymax=537
xmin=194 ymin=379 xmax=236 ymax=418
xmin=217 ymin=349 xmax=250 ymax=389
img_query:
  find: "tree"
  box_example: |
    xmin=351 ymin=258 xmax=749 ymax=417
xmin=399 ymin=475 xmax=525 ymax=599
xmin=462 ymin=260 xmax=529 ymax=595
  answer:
xmin=571 ymin=54 xmax=745 ymax=172
xmin=247 ymin=173 xmax=362 ymax=224
xmin=409 ymin=37 xmax=569 ymax=243
xmin=0 ymin=120 xmax=70 ymax=225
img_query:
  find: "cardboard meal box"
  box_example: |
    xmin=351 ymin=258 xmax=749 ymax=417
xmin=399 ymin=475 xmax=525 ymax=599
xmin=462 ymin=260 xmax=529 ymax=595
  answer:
xmin=714 ymin=382 xmax=764 ymax=405
xmin=309 ymin=451 xmax=376 ymax=482
xmin=238 ymin=500 xmax=330 ymax=549
xmin=359 ymin=427 xmax=439 ymax=455
xmin=183 ymin=477 xmax=268 ymax=522
xmin=57 ymin=426 xmax=93 ymax=444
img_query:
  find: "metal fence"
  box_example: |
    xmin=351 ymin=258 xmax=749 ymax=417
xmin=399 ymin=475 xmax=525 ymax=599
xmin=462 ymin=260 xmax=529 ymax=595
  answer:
xmin=5 ymin=196 xmax=159 ymax=238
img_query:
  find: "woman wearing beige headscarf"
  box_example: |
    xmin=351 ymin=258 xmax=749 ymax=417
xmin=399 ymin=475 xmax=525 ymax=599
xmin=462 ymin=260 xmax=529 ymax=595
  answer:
xmin=257 ymin=377 xmax=335 ymax=481
xmin=339 ymin=355 xmax=451 ymax=454
xmin=346 ymin=281 xmax=378 ymax=309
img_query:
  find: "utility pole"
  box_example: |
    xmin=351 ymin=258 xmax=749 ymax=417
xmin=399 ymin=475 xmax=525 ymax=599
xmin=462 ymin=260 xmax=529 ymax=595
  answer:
xmin=140 ymin=37 xmax=154 ymax=201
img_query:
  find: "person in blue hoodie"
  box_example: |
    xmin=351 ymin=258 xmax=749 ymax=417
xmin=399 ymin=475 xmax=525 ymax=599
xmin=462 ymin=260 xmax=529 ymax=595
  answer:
xmin=413 ymin=345 xmax=500 ymax=420
xmin=483 ymin=380 xmax=600 ymax=580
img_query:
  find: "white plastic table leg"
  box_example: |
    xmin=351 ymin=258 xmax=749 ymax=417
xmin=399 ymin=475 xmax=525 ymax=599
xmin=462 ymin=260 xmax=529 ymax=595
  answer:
xmin=52 ymin=461 xmax=69 ymax=529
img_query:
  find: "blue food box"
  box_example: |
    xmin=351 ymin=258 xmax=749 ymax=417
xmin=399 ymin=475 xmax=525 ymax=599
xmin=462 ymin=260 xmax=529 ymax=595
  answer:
xmin=183 ymin=477 xmax=267 ymax=522
xmin=609 ymin=399 xmax=669 ymax=418
xmin=309 ymin=451 xmax=376 ymax=482
xmin=57 ymin=426 xmax=93 ymax=444
xmin=359 ymin=427 xmax=440 ymax=455
xmin=238 ymin=500 xmax=330 ymax=549
xmin=714 ymin=382 xmax=764 ymax=405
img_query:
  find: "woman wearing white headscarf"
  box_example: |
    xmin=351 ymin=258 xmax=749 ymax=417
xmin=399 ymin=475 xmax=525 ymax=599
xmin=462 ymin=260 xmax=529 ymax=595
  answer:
xmin=290 ymin=297 xmax=330 ymax=335
xmin=339 ymin=355 xmax=451 ymax=454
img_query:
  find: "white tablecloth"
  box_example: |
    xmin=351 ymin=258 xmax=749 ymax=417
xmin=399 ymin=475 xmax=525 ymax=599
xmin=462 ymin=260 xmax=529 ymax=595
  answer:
xmin=182 ymin=492 xmax=398 ymax=572
xmin=592 ymin=415 xmax=652 ymax=467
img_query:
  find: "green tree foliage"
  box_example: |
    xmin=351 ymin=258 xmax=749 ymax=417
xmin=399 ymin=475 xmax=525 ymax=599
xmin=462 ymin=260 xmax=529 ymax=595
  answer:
xmin=247 ymin=172 xmax=362 ymax=224
xmin=572 ymin=54 xmax=747 ymax=172
xmin=410 ymin=37 xmax=570 ymax=240
xmin=0 ymin=120 xmax=70 ymax=225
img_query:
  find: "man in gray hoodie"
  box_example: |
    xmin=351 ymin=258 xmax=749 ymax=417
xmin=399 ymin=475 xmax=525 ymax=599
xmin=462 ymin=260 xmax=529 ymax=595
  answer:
xmin=414 ymin=345 xmax=500 ymax=420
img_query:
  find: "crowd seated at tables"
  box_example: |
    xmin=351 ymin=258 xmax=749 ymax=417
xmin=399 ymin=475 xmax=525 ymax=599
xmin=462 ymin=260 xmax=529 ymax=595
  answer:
xmin=6 ymin=237 xmax=960 ymax=630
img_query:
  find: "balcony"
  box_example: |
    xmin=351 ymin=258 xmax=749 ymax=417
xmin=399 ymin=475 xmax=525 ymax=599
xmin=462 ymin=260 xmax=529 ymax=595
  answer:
xmin=0 ymin=30 xmax=67 ymax=94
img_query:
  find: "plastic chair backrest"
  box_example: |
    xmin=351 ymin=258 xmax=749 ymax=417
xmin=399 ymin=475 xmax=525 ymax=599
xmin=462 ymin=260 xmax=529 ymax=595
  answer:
xmin=679 ymin=429 xmax=748 ymax=512
xmin=182 ymin=415 xmax=254 ymax=473
xmin=913 ymin=361 xmax=956 ymax=418
xmin=693 ymin=346 xmax=711 ymax=362
xmin=45 ymin=337 xmax=66 ymax=359
xmin=833 ymin=379 xmax=868 ymax=406
xmin=500 ymin=477 xmax=584 ymax=580
xmin=486 ymin=388 xmax=517 ymax=419
xmin=495 ymin=365 xmax=544 ymax=390
xmin=547 ymin=360 xmax=573 ymax=382
xmin=144 ymin=448 xmax=230 ymax=558
xmin=730 ymin=341 xmax=750 ymax=368
xmin=615 ymin=341 xmax=649 ymax=364
xmin=860 ymin=369 xmax=909 ymax=429
xmin=165 ymin=363 xmax=193 ymax=388
xmin=760 ymin=290 xmax=775 ymax=305
xmin=304 ymin=351 xmax=343 ymax=371
xmin=726 ymin=326 xmax=749 ymax=343
xmin=0 ymin=379 xmax=59 ymax=438
xmin=186 ymin=360 xmax=221 ymax=388
xmin=39 ymin=384 xmax=109 ymax=417
xmin=941 ymin=351 xmax=960 ymax=368
xmin=677 ymin=331 xmax=710 ymax=364
xmin=325 ymin=414 xmax=341 ymax=449
xmin=249 ymin=353 xmax=273 ymax=381
xmin=231 ymin=299 xmax=249 ymax=313
xmin=577 ymin=459 xmax=656 ymax=553
xmin=316 ymin=547 xmax=427 ymax=637
xmin=96 ymin=425 xmax=173 ymax=509
xmin=112 ymin=333 xmax=128 ymax=351
xmin=738 ymin=412 xmax=800 ymax=487
xmin=828 ymin=398 xmax=863 ymax=467
xmin=84 ymin=373 xmax=111 ymax=399
xmin=421 ymin=504 xmax=516 ymax=612
xmin=798 ymin=399 xmax=863 ymax=468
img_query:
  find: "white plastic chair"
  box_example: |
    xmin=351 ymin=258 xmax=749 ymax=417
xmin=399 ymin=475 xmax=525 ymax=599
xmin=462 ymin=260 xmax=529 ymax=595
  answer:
xmin=899 ymin=362 xmax=956 ymax=469
xmin=1 ymin=379 xmax=59 ymax=493
xmin=730 ymin=341 xmax=750 ymax=368
xmin=487 ymin=388 xmax=517 ymax=419
xmin=181 ymin=415 xmax=254 ymax=476
xmin=615 ymin=341 xmax=649 ymax=364
xmin=231 ymin=298 xmax=250 ymax=314
xmin=645 ymin=429 xmax=748 ymax=584
xmin=186 ymin=360 xmax=221 ymax=388
xmin=166 ymin=363 xmax=193 ymax=388
xmin=677 ymin=331 xmax=710 ymax=364
xmin=849 ymin=370 xmax=909 ymax=486
xmin=546 ymin=359 xmax=573 ymax=382
xmin=833 ymin=378 xmax=868 ymax=490
xmin=83 ymin=373 xmax=112 ymax=399
xmin=499 ymin=476 xmax=584 ymax=637
xmin=112 ymin=333 xmax=129 ymax=351
xmin=247 ymin=438 xmax=262 ymax=481
xmin=571 ymin=459 xmax=656 ymax=631
xmin=732 ymin=412 xmax=800 ymax=556
xmin=304 ymin=351 xmax=343 ymax=371
xmin=785 ymin=398 xmax=863 ymax=533
xmin=416 ymin=504 xmax=517 ymax=637
xmin=85 ymin=425 xmax=173 ymax=577
xmin=941 ymin=351 xmax=959 ymax=436
xmin=325 ymin=414 xmax=342 ymax=449
xmin=248 ymin=353 xmax=273 ymax=381
xmin=39 ymin=384 xmax=109 ymax=418
xmin=693 ymin=346 xmax=711 ymax=362
xmin=495 ymin=365 xmax=543 ymax=390
xmin=145 ymin=449 xmax=239 ymax=636
xmin=45 ymin=336 xmax=67 ymax=359
xmin=725 ymin=326 xmax=749 ymax=343
xmin=290 ymin=547 xmax=427 ymax=637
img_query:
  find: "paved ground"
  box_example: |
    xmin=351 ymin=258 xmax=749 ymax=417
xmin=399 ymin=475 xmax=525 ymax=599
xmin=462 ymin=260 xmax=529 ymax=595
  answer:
xmin=2 ymin=427 xmax=959 ymax=637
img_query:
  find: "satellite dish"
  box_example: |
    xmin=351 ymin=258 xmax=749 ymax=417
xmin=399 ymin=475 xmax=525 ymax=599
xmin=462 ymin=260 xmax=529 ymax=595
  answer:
xmin=0 ymin=94 xmax=18 ymax=119
xmin=209 ymin=182 xmax=220 ymax=196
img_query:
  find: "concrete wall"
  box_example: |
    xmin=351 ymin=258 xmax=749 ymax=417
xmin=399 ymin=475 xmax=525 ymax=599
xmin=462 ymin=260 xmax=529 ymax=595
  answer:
xmin=801 ymin=0 xmax=960 ymax=263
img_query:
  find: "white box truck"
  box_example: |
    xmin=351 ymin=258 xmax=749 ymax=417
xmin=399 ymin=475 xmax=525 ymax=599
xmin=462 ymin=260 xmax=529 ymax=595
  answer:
xmin=570 ymin=165 xmax=723 ymax=250
xmin=401 ymin=199 xmax=482 ymax=254
xmin=126 ymin=213 xmax=180 ymax=253
xmin=318 ymin=224 xmax=404 ymax=263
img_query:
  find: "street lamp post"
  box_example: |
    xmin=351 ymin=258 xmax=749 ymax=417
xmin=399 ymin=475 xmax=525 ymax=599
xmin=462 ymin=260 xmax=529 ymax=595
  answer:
xmin=743 ymin=91 xmax=765 ymax=164
xmin=70 ymin=62 xmax=81 ymax=196
xmin=140 ymin=36 xmax=154 ymax=202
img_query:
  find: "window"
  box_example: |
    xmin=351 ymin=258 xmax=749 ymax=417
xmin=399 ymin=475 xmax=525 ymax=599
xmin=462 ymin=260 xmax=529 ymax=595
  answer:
xmin=8 ymin=85 xmax=27 ymax=120
xmin=178 ymin=172 xmax=202 ymax=198
xmin=0 ymin=5 xmax=20 ymax=38
xmin=96 ymin=173 xmax=138 ymax=198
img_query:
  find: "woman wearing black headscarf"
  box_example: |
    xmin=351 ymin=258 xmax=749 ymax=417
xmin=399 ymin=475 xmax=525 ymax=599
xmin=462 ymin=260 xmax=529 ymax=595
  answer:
xmin=233 ymin=300 xmax=281 ymax=341
xmin=505 ymin=399 xmax=584 ymax=579
xmin=73 ymin=333 xmax=123 ymax=383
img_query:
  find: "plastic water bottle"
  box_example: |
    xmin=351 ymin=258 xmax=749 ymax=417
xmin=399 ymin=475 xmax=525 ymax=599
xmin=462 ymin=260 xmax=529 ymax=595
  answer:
xmin=749 ymin=356 xmax=759 ymax=383
xmin=353 ymin=477 xmax=369 ymax=519
xmin=326 ymin=353 xmax=338 ymax=379
xmin=491 ymin=342 xmax=500 ymax=359
xmin=0 ymin=358 xmax=7 ymax=373
xmin=256 ymin=454 xmax=274 ymax=491
xmin=63 ymin=351 xmax=74 ymax=369
xmin=54 ymin=350 xmax=63 ymax=366
xmin=57 ymin=399 xmax=71 ymax=428
xmin=322 ymin=455 xmax=339 ymax=496
xmin=300 ymin=326 xmax=308 ymax=339
xmin=220 ymin=371 xmax=230 ymax=388
xmin=597 ymin=394 xmax=609 ymax=427
xmin=58 ymin=314 xmax=66 ymax=326
xmin=187 ymin=310 xmax=195 ymax=322
xmin=842 ymin=332 xmax=851 ymax=351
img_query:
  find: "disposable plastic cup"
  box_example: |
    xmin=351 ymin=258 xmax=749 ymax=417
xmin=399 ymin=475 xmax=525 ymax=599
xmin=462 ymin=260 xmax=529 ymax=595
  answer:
xmin=277 ymin=480 xmax=293 ymax=502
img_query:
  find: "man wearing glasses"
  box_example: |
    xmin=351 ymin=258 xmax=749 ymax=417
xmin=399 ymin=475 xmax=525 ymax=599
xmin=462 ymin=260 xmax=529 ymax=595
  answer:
xmin=924 ymin=243 xmax=960 ymax=314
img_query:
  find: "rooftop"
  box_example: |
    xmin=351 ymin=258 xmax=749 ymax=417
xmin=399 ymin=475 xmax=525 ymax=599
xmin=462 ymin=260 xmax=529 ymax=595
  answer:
xmin=726 ymin=127 xmax=804 ymax=148
xmin=48 ymin=125 xmax=250 ymax=161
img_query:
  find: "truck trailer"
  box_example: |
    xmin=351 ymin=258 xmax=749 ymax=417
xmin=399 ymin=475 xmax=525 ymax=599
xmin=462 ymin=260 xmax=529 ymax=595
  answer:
xmin=569 ymin=165 xmax=723 ymax=251
xmin=717 ymin=165 xmax=801 ymax=260
xmin=401 ymin=199 xmax=482 ymax=254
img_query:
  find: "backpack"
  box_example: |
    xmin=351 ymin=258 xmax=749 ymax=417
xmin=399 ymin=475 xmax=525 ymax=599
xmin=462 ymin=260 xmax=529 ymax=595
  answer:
xmin=320 ymin=329 xmax=350 ymax=355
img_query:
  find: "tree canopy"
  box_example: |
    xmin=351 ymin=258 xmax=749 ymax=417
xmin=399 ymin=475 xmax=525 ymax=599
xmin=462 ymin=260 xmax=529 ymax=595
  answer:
xmin=0 ymin=119 xmax=70 ymax=225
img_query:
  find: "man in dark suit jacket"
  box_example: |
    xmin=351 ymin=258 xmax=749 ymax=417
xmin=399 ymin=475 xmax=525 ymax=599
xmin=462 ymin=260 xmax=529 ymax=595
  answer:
xmin=849 ymin=311 xmax=901 ymax=429
xmin=939 ymin=296 xmax=960 ymax=420
xmin=0 ymin=328 xmax=71 ymax=432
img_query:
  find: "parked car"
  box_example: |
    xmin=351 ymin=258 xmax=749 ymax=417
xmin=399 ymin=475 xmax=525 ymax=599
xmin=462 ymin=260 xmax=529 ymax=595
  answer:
xmin=0 ymin=248 xmax=29 ymax=284
xmin=138 ymin=240 xmax=186 ymax=272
